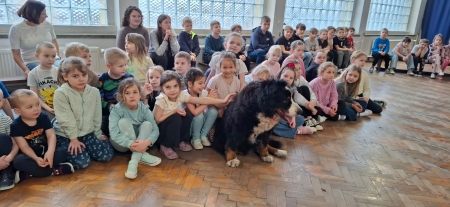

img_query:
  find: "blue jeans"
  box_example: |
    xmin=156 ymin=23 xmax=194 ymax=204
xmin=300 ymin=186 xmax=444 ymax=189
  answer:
xmin=191 ymin=107 xmax=218 ymax=139
xmin=26 ymin=59 xmax=61 ymax=70
xmin=303 ymin=52 xmax=313 ymax=68
xmin=344 ymin=99 xmax=368 ymax=121
xmin=390 ymin=53 xmax=414 ymax=69
xmin=249 ymin=49 xmax=267 ymax=64
xmin=272 ymin=116 xmax=304 ymax=139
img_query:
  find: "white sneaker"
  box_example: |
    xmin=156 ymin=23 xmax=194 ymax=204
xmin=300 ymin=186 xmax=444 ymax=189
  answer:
xmin=359 ymin=110 xmax=373 ymax=117
xmin=311 ymin=119 xmax=323 ymax=131
xmin=390 ymin=68 xmax=395 ymax=74
xmin=125 ymin=160 xmax=138 ymax=179
xmin=317 ymin=116 xmax=327 ymax=123
xmin=338 ymin=115 xmax=347 ymax=120
xmin=191 ymin=139 xmax=203 ymax=150
xmin=200 ymin=136 xmax=211 ymax=146
xmin=385 ymin=68 xmax=390 ymax=74
xmin=431 ymin=73 xmax=436 ymax=79
xmin=438 ymin=70 xmax=444 ymax=76
xmin=407 ymin=69 xmax=414 ymax=75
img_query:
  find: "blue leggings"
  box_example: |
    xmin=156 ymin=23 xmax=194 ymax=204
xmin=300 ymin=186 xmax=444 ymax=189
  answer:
xmin=56 ymin=133 xmax=114 ymax=170
xmin=191 ymin=107 xmax=218 ymax=140
xmin=344 ymin=99 xmax=368 ymax=121
xmin=272 ymin=116 xmax=305 ymax=139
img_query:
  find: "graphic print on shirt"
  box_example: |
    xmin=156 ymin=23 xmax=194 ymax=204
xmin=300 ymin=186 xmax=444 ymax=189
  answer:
xmin=24 ymin=128 xmax=46 ymax=146
xmin=39 ymin=85 xmax=56 ymax=107
xmin=378 ymin=44 xmax=387 ymax=52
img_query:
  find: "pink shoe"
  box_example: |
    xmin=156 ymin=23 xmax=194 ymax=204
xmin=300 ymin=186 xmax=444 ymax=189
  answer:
xmin=297 ymin=126 xmax=314 ymax=135
xmin=178 ymin=141 xmax=192 ymax=152
xmin=160 ymin=145 xmax=178 ymax=159
xmin=437 ymin=75 xmax=443 ymax=80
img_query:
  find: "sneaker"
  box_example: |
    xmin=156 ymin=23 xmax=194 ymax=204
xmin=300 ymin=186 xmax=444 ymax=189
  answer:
xmin=431 ymin=73 xmax=436 ymax=79
xmin=407 ymin=69 xmax=414 ymax=76
xmin=337 ymin=69 xmax=344 ymax=74
xmin=414 ymin=73 xmax=418 ymax=77
xmin=297 ymin=126 xmax=314 ymax=135
xmin=200 ymin=136 xmax=211 ymax=146
xmin=140 ymin=152 xmax=162 ymax=166
xmin=0 ymin=172 xmax=14 ymax=191
xmin=385 ymin=68 xmax=390 ymax=74
xmin=311 ymin=119 xmax=323 ymax=131
xmin=125 ymin=159 xmax=138 ymax=179
xmin=178 ymin=141 xmax=192 ymax=152
xmin=438 ymin=70 xmax=444 ymax=76
xmin=338 ymin=115 xmax=347 ymax=121
xmin=373 ymin=99 xmax=387 ymax=107
xmin=369 ymin=66 xmax=374 ymax=73
xmin=52 ymin=162 xmax=74 ymax=176
xmin=191 ymin=139 xmax=203 ymax=150
xmin=160 ymin=145 xmax=178 ymax=160
xmin=14 ymin=171 xmax=32 ymax=184
xmin=317 ymin=116 xmax=327 ymax=123
xmin=359 ymin=110 xmax=373 ymax=117
xmin=417 ymin=71 xmax=422 ymax=77
xmin=389 ymin=68 xmax=396 ymax=74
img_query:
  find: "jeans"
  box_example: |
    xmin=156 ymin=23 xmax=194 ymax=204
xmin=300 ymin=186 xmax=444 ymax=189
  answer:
xmin=336 ymin=51 xmax=350 ymax=69
xmin=191 ymin=107 xmax=218 ymax=140
xmin=26 ymin=59 xmax=61 ymax=70
xmin=358 ymin=94 xmax=382 ymax=114
xmin=273 ymin=116 xmax=304 ymax=139
xmin=390 ymin=53 xmax=414 ymax=69
xmin=249 ymin=50 xmax=267 ymax=64
xmin=303 ymin=52 xmax=313 ymax=68
xmin=344 ymin=99 xmax=368 ymax=121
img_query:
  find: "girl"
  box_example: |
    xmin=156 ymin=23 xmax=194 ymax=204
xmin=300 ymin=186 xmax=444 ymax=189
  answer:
xmin=125 ymin=33 xmax=154 ymax=84
xmin=149 ymin=14 xmax=180 ymax=70
xmin=116 ymin=6 xmax=149 ymax=53
xmin=261 ymin=45 xmax=282 ymax=77
xmin=439 ymin=38 xmax=450 ymax=79
xmin=144 ymin=66 xmax=164 ymax=111
xmin=245 ymin=65 xmax=271 ymax=85
xmin=154 ymin=71 xmax=234 ymax=159
xmin=309 ymin=62 xmax=346 ymax=121
xmin=335 ymin=65 xmax=372 ymax=121
xmin=53 ymin=57 xmax=114 ymax=170
xmin=350 ymin=51 xmax=383 ymax=114
xmin=205 ymin=32 xmax=248 ymax=90
xmin=282 ymin=40 xmax=306 ymax=79
xmin=428 ymin=34 xmax=445 ymax=79
xmin=64 ymin=42 xmax=99 ymax=87
xmin=109 ymin=78 xmax=160 ymax=179
xmin=306 ymin=50 xmax=327 ymax=82
xmin=185 ymin=68 xmax=218 ymax=149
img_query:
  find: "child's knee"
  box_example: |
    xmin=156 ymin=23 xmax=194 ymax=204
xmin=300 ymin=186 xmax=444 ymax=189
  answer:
xmin=208 ymin=108 xmax=218 ymax=117
xmin=140 ymin=121 xmax=153 ymax=131
xmin=70 ymin=152 xmax=91 ymax=170
xmin=193 ymin=113 xmax=205 ymax=121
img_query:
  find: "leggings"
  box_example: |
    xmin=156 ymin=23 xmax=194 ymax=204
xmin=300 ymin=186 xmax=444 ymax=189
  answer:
xmin=296 ymin=85 xmax=320 ymax=119
xmin=191 ymin=107 xmax=218 ymax=140
xmin=157 ymin=109 xmax=194 ymax=148
xmin=317 ymin=100 xmax=346 ymax=121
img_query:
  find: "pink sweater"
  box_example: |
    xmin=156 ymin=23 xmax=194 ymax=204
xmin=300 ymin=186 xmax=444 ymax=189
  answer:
xmin=262 ymin=60 xmax=281 ymax=77
xmin=282 ymin=55 xmax=306 ymax=78
xmin=309 ymin=77 xmax=338 ymax=115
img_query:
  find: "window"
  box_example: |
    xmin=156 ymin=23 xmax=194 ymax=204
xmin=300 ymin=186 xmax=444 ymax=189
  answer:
xmin=0 ymin=0 xmax=108 ymax=25
xmin=284 ymin=0 xmax=354 ymax=30
xmin=139 ymin=0 xmax=264 ymax=30
xmin=366 ymin=0 xmax=413 ymax=31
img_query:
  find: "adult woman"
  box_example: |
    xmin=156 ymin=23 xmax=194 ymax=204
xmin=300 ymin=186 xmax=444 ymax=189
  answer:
xmin=116 ymin=6 xmax=149 ymax=53
xmin=148 ymin=14 xmax=180 ymax=70
xmin=9 ymin=0 xmax=61 ymax=78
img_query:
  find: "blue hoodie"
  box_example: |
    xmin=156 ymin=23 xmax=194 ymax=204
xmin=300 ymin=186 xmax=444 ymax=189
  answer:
xmin=248 ymin=26 xmax=274 ymax=53
xmin=372 ymin=37 xmax=390 ymax=53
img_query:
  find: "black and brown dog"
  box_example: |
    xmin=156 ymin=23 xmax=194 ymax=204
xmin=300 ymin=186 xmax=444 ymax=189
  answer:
xmin=212 ymin=79 xmax=302 ymax=167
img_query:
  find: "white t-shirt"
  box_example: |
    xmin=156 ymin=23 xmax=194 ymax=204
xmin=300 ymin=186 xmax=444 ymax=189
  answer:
xmin=209 ymin=53 xmax=248 ymax=76
xmin=155 ymin=91 xmax=191 ymax=114
xmin=9 ymin=21 xmax=57 ymax=64
xmin=207 ymin=75 xmax=240 ymax=99
xmin=27 ymin=65 xmax=59 ymax=108
xmin=304 ymin=37 xmax=319 ymax=52
xmin=181 ymin=89 xmax=208 ymax=109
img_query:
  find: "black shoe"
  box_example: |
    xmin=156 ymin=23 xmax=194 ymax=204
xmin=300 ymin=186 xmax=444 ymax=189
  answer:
xmin=0 ymin=172 xmax=14 ymax=191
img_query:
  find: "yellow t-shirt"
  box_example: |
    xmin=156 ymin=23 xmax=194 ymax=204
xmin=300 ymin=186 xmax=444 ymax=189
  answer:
xmin=127 ymin=56 xmax=154 ymax=84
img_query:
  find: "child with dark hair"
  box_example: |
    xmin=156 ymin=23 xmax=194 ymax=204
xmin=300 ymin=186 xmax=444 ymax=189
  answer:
xmin=390 ymin=36 xmax=414 ymax=74
xmin=116 ymin=6 xmax=149 ymax=52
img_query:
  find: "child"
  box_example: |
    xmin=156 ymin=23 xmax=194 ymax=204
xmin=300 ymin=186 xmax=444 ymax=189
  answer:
xmin=144 ymin=66 xmax=164 ymax=111
xmin=309 ymin=62 xmax=346 ymax=121
xmin=9 ymin=89 xmax=73 ymax=183
xmin=0 ymin=81 xmax=14 ymax=120
xmin=304 ymin=27 xmax=319 ymax=67
xmin=411 ymin=39 xmax=429 ymax=77
xmin=350 ymin=51 xmax=383 ymax=114
xmin=343 ymin=27 xmax=349 ymax=39
xmin=0 ymin=90 xmax=17 ymax=191
xmin=27 ymin=42 xmax=59 ymax=120
xmin=125 ymin=33 xmax=154 ymax=84
xmin=276 ymin=26 xmax=295 ymax=64
xmin=178 ymin=17 xmax=200 ymax=67
xmin=248 ymin=16 xmax=274 ymax=64
xmin=306 ymin=50 xmax=327 ymax=82
xmin=174 ymin=51 xmax=191 ymax=91
xmin=245 ymin=65 xmax=271 ymax=85
xmin=64 ymin=42 xmax=99 ymax=87
xmin=149 ymin=14 xmax=180 ymax=70
xmin=185 ymin=68 xmax=218 ymax=149
xmin=0 ymin=91 xmax=13 ymax=135
xmin=335 ymin=65 xmax=372 ymax=121
xmin=53 ymin=57 xmax=114 ymax=170
xmin=369 ymin=28 xmax=390 ymax=73
xmin=441 ymin=38 xmax=450 ymax=79
xmin=333 ymin=27 xmax=351 ymax=70
xmin=262 ymin=45 xmax=282 ymax=77
xmin=109 ymin=78 xmax=161 ymax=179
xmin=390 ymin=36 xmax=414 ymax=75
xmin=98 ymin=47 xmax=133 ymax=137
xmin=327 ymin=26 xmax=338 ymax=66
xmin=203 ymin=20 xmax=224 ymax=64
xmin=428 ymin=34 xmax=445 ymax=79
xmin=207 ymin=51 xmax=241 ymax=99
xmin=347 ymin=27 xmax=356 ymax=53
xmin=153 ymin=71 xmax=234 ymax=159
xmin=282 ymin=40 xmax=306 ymax=79
xmin=231 ymin=24 xmax=250 ymax=70
xmin=317 ymin=29 xmax=333 ymax=61
xmin=293 ymin=23 xmax=306 ymax=42
xmin=206 ymin=32 xmax=248 ymax=90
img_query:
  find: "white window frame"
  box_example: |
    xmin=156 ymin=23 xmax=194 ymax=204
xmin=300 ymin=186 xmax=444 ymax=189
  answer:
xmin=365 ymin=0 xmax=413 ymax=32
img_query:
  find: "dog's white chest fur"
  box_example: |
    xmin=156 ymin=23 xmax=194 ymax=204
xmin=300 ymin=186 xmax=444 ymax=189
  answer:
xmin=249 ymin=113 xmax=279 ymax=144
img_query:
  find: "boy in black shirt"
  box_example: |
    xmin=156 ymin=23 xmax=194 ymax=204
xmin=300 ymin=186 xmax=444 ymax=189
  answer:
xmin=276 ymin=25 xmax=295 ymax=64
xmin=317 ymin=29 xmax=333 ymax=61
xmin=333 ymin=27 xmax=351 ymax=70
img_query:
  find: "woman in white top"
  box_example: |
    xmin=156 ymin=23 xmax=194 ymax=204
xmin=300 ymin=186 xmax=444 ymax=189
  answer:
xmin=9 ymin=0 xmax=61 ymax=78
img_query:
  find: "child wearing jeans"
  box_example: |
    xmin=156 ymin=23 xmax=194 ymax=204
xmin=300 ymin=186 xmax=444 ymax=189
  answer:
xmin=390 ymin=36 xmax=414 ymax=75
xmin=306 ymin=50 xmax=327 ymax=82
xmin=369 ymin=28 xmax=390 ymax=73
xmin=411 ymin=39 xmax=429 ymax=77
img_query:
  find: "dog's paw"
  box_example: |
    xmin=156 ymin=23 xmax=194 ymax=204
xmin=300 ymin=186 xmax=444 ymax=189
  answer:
xmin=261 ymin=155 xmax=274 ymax=163
xmin=226 ymin=158 xmax=240 ymax=167
xmin=274 ymin=150 xmax=287 ymax=157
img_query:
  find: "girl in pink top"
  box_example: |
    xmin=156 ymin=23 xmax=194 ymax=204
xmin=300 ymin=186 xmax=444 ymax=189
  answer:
xmin=440 ymin=38 xmax=450 ymax=79
xmin=262 ymin=45 xmax=282 ymax=77
xmin=428 ymin=34 xmax=445 ymax=79
xmin=282 ymin=40 xmax=306 ymax=78
xmin=309 ymin=62 xmax=346 ymax=121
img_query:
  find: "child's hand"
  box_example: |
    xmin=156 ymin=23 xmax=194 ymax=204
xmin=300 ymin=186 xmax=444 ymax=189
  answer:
xmin=49 ymin=108 xmax=55 ymax=114
xmin=44 ymin=150 xmax=54 ymax=168
xmin=35 ymin=157 xmax=48 ymax=168
xmin=311 ymin=108 xmax=318 ymax=115
xmin=359 ymin=97 xmax=369 ymax=102
xmin=68 ymin=139 xmax=86 ymax=155
xmin=352 ymin=102 xmax=363 ymax=112
xmin=330 ymin=105 xmax=337 ymax=113
xmin=329 ymin=110 xmax=337 ymax=117
xmin=0 ymin=156 xmax=10 ymax=170
xmin=165 ymin=29 xmax=172 ymax=40
xmin=177 ymin=109 xmax=186 ymax=116
xmin=191 ymin=55 xmax=196 ymax=61
xmin=99 ymin=135 xmax=108 ymax=141
xmin=239 ymin=55 xmax=246 ymax=61
xmin=130 ymin=140 xmax=149 ymax=153
xmin=223 ymin=93 xmax=237 ymax=104
xmin=208 ymin=90 xmax=218 ymax=99
xmin=144 ymin=83 xmax=153 ymax=96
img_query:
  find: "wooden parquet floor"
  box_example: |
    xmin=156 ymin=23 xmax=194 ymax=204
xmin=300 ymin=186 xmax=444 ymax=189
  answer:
xmin=1 ymin=63 xmax=450 ymax=207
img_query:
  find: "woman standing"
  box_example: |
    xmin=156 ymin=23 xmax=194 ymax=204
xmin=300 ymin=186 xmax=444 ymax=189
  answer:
xmin=9 ymin=0 xmax=61 ymax=78
xmin=148 ymin=14 xmax=180 ymax=70
xmin=116 ymin=6 xmax=149 ymax=53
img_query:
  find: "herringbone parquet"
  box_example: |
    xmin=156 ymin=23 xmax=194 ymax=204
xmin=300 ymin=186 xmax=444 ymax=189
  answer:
xmin=1 ymin=63 xmax=450 ymax=207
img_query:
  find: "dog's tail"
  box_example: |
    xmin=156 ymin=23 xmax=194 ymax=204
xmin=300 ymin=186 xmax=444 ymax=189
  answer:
xmin=268 ymin=139 xmax=283 ymax=149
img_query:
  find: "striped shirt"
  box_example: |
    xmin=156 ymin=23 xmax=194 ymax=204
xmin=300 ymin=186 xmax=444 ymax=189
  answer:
xmin=309 ymin=77 xmax=338 ymax=115
xmin=0 ymin=113 xmax=12 ymax=135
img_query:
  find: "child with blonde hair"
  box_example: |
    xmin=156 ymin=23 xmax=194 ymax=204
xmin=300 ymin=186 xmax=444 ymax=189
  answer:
xmin=245 ymin=64 xmax=271 ymax=85
xmin=64 ymin=42 xmax=99 ymax=87
xmin=125 ymin=33 xmax=154 ymax=84
xmin=144 ymin=66 xmax=164 ymax=111
xmin=428 ymin=34 xmax=445 ymax=79
xmin=282 ymin=40 xmax=306 ymax=79
xmin=262 ymin=45 xmax=282 ymax=77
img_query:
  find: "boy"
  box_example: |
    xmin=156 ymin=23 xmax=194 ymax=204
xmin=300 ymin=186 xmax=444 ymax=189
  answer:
xmin=411 ymin=39 xmax=429 ymax=77
xmin=9 ymin=89 xmax=73 ymax=183
xmin=304 ymin=27 xmax=319 ymax=67
xmin=293 ymin=23 xmax=306 ymax=42
xmin=64 ymin=42 xmax=99 ymax=86
xmin=275 ymin=26 xmax=295 ymax=64
xmin=178 ymin=17 xmax=200 ymax=67
xmin=98 ymin=47 xmax=133 ymax=137
xmin=231 ymin=24 xmax=250 ymax=70
xmin=173 ymin=51 xmax=191 ymax=91
xmin=0 ymin=89 xmax=18 ymax=191
xmin=347 ymin=27 xmax=356 ymax=53
xmin=333 ymin=27 xmax=351 ymax=70
xmin=317 ymin=29 xmax=333 ymax=61
xmin=0 ymin=81 xmax=14 ymax=120
xmin=390 ymin=36 xmax=414 ymax=75
xmin=248 ymin=16 xmax=274 ymax=64
xmin=370 ymin=28 xmax=390 ymax=73
xmin=203 ymin=20 xmax=224 ymax=64
xmin=27 ymin=42 xmax=59 ymax=120
xmin=327 ymin=26 xmax=338 ymax=66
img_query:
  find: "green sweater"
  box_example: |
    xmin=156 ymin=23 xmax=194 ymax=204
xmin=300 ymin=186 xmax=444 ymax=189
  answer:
xmin=53 ymin=83 xmax=103 ymax=139
xmin=109 ymin=102 xmax=159 ymax=148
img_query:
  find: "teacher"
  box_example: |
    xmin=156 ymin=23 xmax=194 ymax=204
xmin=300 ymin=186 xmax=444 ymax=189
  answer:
xmin=9 ymin=0 xmax=61 ymax=78
xmin=116 ymin=6 xmax=149 ymax=53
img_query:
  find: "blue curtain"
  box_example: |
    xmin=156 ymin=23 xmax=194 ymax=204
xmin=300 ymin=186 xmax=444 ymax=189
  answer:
xmin=421 ymin=0 xmax=450 ymax=43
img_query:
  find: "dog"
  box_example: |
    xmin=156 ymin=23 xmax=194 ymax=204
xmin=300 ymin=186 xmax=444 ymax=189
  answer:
xmin=212 ymin=79 xmax=302 ymax=167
